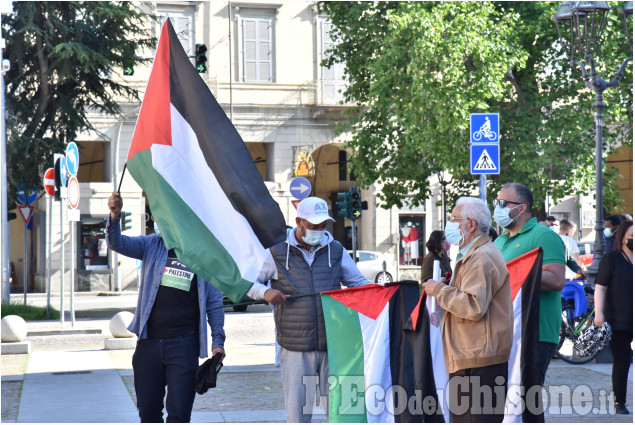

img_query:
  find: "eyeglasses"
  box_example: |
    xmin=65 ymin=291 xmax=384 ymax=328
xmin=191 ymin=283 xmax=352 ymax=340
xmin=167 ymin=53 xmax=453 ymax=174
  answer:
xmin=448 ymin=215 xmax=469 ymax=223
xmin=493 ymin=199 xmax=522 ymax=209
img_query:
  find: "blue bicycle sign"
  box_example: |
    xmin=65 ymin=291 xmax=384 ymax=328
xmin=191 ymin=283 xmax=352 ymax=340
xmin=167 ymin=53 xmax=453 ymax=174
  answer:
xmin=470 ymin=113 xmax=499 ymax=144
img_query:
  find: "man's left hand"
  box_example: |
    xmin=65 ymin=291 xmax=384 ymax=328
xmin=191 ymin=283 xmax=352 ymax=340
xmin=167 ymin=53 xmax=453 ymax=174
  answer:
xmin=212 ymin=347 xmax=225 ymax=361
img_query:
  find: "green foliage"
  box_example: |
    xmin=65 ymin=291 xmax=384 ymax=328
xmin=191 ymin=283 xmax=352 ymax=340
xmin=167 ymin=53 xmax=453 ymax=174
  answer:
xmin=1 ymin=300 xmax=59 ymax=320
xmin=3 ymin=2 xmax=156 ymax=205
xmin=320 ymin=1 xmax=632 ymax=211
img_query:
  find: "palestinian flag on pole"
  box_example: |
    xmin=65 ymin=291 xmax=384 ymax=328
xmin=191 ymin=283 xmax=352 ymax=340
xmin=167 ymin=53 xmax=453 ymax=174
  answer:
xmin=127 ymin=19 xmax=286 ymax=302
xmin=503 ymin=248 xmax=543 ymax=423
xmin=321 ymin=283 xmax=444 ymax=423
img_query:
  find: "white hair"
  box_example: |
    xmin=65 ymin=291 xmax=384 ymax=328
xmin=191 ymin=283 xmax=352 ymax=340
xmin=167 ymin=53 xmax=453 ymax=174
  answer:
xmin=455 ymin=197 xmax=491 ymax=234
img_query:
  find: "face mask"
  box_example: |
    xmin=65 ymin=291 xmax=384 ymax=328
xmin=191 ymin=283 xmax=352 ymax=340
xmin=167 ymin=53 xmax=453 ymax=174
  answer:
xmin=603 ymin=228 xmax=614 ymax=238
xmin=153 ymin=222 xmax=161 ymax=237
xmin=626 ymin=239 xmax=633 ymax=252
xmin=444 ymin=221 xmax=465 ymax=246
xmin=443 ymin=241 xmax=451 ymax=251
xmin=493 ymin=205 xmax=519 ymax=228
xmin=301 ymin=222 xmax=325 ymax=246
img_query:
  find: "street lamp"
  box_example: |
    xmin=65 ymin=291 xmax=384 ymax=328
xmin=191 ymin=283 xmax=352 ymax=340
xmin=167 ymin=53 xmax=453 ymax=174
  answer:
xmin=437 ymin=172 xmax=453 ymax=228
xmin=552 ymin=1 xmax=632 ymax=281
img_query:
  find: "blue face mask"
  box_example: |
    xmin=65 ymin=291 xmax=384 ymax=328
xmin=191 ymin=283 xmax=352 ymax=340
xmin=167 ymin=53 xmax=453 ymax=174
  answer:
xmin=493 ymin=205 xmax=520 ymax=228
xmin=444 ymin=221 xmax=465 ymax=246
xmin=301 ymin=222 xmax=325 ymax=246
xmin=153 ymin=222 xmax=161 ymax=237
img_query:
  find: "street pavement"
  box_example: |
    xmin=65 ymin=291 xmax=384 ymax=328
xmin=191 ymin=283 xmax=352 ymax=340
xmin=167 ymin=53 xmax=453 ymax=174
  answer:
xmin=1 ymin=291 xmax=633 ymax=423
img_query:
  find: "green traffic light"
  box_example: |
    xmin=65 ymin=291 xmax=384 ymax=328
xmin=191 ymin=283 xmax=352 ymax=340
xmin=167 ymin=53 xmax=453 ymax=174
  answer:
xmin=123 ymin=66 xmax=134 ymax=76
xmin=195 ymin=44 xmax=207 ymax=74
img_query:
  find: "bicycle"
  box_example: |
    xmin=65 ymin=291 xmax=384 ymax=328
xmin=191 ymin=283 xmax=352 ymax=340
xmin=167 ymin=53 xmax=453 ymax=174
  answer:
xmin=472 ymin=128 xmax=497 ymax=141
xmin=555 ymin=280 xmax=599 ymax=364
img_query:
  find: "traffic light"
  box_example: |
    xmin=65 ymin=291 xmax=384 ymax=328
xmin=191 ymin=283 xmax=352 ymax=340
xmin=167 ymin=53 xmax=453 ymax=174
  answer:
xmin=123 ymin=64 xmax=134 ymax=76
xmin=195 ymin=44 xmax=207 ymax=73
xmin=121 ymin=211 xmax=132 ymax=231
xmin=335 ymin=192 xmax=350 ymax=218
xmin=350 ymin=186 xmax=362 ymax=220
xmin=8 ymin=212 xmax=16 ymax=221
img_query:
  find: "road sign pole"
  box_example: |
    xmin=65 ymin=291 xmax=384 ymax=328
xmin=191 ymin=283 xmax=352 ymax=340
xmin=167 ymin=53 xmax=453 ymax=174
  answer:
xmin=23 ymin=219 xmax=27 ymax=304
xmin=59 ymin=199 xmax=65 ymax=324
xmin=47 ymin=196 xmax=52 ymax=319
xmin=0 ymin=14 xmax=9 ymax=304
xmin=479 ymin=174 xmax=487 ymax=203
xmin=70 ymin=217 xmax=75 ymax=326
xmin=352 ymin=219 xmax=357 ymax=264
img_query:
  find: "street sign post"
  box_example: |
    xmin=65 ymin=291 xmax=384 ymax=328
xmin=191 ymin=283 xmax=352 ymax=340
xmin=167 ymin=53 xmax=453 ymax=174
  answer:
xmin=470 ymin=113 xmax=501 ymax=203
xmin=43 ymin=168 xmax=56 ymax=197
xmin=470 ymin=113 xmax=500 ymax=144
xmin=17 ymin=205 xmax=34 ymax=305
xmin=65 ymin=142 xmax=79 ymax=176
xmin=290 ymin=177 xmax=311 ymax=200
xmin=470 ymin=144 xmax=500 ymax=175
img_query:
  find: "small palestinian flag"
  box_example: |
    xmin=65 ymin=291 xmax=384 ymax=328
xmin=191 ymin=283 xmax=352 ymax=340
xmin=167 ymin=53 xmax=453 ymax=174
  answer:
xmin=503 ymin=248 xmax=543 ymax=423
xmin=127 ymin=19 xmax=286 ymax=302
xmin=321 ymin=283 xmax=444 ymax=423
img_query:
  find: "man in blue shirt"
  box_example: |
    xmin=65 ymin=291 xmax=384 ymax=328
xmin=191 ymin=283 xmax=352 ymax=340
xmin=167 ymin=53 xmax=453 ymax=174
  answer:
xmin=106 ymin=192 xmax=225 ymax=423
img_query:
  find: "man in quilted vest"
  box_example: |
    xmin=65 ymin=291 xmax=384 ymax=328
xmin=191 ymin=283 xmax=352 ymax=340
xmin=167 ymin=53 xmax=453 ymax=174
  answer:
xmin=247 ymin=196 xmax=372 ymax=422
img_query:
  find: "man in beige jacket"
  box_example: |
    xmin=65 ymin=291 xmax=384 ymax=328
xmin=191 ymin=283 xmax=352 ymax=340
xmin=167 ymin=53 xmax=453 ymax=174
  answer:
xmin=423 ymin=197 xmax=512 ymax=423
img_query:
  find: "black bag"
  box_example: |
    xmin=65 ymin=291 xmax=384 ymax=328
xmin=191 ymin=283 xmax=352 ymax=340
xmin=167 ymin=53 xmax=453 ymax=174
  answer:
xmin=195 ymin=352 xmax=223 ymax=395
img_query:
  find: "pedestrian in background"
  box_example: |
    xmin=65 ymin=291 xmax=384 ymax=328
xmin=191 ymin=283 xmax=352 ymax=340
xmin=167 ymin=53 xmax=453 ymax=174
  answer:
xmin=604 ymin=214 xmax=623 ymax=254
xmin=106 ymin=193 xmax=226 ymax=423
xmin=558 ymin=219 xmax=585 ymax=279
xmin=493 ymin=183 xmax=565 ymax=422
xmin=420 ymin=230 xmax=452 ymax=283
xmin=423 ymin=197 xmax=512 ymax=423
xmin=594 ymin=220 xmax=633 ymax=415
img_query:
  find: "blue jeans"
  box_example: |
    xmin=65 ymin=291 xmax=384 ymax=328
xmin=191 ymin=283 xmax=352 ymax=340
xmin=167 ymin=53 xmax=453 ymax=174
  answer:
xmin=132 ymin=333 xmax=199 ymax=423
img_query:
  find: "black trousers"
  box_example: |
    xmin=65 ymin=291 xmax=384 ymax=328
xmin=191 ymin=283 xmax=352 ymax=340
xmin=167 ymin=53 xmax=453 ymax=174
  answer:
xmin=448 ymin=361 xmax=508 ymax=423
xmin=609 ymin=329 xmax=633 ymax=405
xmin=132 ymin=333 xmax=199 ymax=423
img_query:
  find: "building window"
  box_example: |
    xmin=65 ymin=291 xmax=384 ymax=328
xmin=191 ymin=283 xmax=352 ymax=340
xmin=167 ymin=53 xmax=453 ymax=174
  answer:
xmin=157 ymin=5 xmax=195 ymax=57
xmin=320 ymin=19 xmax=347 ymax=104
xmin=77 ymin=141 xmax=110 ymax=183
xmin=399 ymin=215 xmax=424 ymax=266
xmin=81 ymin=219 xmax=110 ymax=271
xmin=241 ymin=12 xmax=274 ymax=82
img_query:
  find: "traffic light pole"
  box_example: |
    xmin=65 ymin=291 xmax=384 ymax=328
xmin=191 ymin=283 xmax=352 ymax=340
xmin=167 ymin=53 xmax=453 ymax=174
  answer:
xmin=0 ymin=17 xmax=9 ymax=304
xmin=351 ymin=218 xmax=357 ymax=264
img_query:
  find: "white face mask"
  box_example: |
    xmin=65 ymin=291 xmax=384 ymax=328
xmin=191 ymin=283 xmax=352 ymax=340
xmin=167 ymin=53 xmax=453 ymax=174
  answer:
xmin=493 ymin=205 xmax=517 ymax=228
xmin=604 ymin=228 xmax=614 ymax=238
xmin=301 ymin=222 xmax=325 ymax=246
xmin=444 ymin=221 xmax=465 ymax=246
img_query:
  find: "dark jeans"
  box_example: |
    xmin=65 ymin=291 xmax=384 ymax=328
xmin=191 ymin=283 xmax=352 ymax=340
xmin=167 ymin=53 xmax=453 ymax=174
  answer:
xmin=132 ymin=333 xmax=199 ymax=423
xmin=448 ymin=361 xmax=508 ymax=423
xmin=535 ymin=341 xmax=558 ymax=388
xmin=609 ymin=329 xmax=633 ymax=405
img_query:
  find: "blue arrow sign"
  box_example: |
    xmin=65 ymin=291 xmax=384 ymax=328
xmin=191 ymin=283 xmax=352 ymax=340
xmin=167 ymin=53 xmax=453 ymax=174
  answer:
xmin=470 ymin=144 xmax=500 ymax=175
xmin=470 ymin=113 xmax=499 ymax=144
xmin=290 ymin=177 xmax=311 ymax=200
xmin=17 ymin=184 xmax=37 ymax=205
xmin=59 ymin=156 xmax=67 ymax=186
xmin=65 ymin=142 xmax=79 ymax=176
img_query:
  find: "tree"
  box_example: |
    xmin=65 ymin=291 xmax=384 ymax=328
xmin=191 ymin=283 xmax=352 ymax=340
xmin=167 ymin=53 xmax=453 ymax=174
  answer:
xmin=3 ymin=2 xmax=155 ymax=205
xmin=320 ymin=1 xmax=632 ymax=212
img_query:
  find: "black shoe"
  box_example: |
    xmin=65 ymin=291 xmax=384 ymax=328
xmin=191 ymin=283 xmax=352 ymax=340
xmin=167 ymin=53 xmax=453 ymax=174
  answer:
xmin=615 ymin=403 xmax=629 ymax=414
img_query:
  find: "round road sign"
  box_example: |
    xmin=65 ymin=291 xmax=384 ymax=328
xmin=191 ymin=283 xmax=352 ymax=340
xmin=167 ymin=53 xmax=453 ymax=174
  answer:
xmin=65 ymin=142 xmax=79 ymax=176
xmin=43 ymin=168 xmax=56 ymax=197
xmin=67 ymin=175 xmax=80 ymax=209
xmin=17 ymin=184 xmax=37 ymax=205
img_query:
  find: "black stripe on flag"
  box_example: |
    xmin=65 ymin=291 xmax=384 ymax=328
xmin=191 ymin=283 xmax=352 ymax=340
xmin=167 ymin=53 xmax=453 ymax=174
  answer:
xmin=165 ymin=20 xmax=286 ymax=249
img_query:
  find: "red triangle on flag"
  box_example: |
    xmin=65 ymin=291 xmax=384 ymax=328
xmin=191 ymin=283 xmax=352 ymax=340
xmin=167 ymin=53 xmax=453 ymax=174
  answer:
xmin=507 ymin=247 xmax=541 ymax=301
xmin=322 ymin=284 xmax=399 ymax=320
xmin=17 ymin=205 xmax=34 ymax=224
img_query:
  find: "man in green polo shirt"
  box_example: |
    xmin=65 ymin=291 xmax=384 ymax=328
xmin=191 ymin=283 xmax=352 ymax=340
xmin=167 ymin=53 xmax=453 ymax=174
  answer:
xmin=492 ymin=183 xmax=565 ymax=399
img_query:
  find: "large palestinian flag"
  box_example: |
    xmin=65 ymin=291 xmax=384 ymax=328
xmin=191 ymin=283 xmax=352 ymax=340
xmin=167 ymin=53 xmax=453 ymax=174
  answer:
xmin=503 ymin=248 xmax=543 ymax=423
xmin=127 ymin=19 xmax=286 ymax=302
xmin=321 ymin=283 xmax=444 ymax=423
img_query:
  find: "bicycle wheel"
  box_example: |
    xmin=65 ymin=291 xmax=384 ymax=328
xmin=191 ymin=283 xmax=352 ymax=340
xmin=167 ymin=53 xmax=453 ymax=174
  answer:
xmin=473 ymin=131 xmax=482 ymax=141
xmin=556 ymin=305 xmax=598 ymax=364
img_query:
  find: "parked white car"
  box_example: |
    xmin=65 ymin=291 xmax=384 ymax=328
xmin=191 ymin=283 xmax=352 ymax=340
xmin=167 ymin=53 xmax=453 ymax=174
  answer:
xmin=348 ymin=250 xmax=397 ymax=284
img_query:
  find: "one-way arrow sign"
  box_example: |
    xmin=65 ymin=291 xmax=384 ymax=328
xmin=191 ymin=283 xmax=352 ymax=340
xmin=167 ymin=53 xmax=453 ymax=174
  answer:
xmin=290 ymin=177 xmax=312 ymax=200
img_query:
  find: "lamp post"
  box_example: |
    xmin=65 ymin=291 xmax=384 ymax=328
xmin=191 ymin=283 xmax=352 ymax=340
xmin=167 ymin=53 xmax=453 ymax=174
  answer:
xmin=437 ymin=172 xmax=453 ymax=229
xmin=552 ymin=1 xmax=632 ymax=282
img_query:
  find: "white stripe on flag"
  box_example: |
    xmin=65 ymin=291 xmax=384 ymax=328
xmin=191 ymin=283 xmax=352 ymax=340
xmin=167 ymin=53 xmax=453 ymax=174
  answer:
xmin=151 ymin=104 xmax=268 ymax=282
xmin=359 ymin=304 xmax=395 ymax=423
xmin=503 ymin=287 xmax=523 ymax=423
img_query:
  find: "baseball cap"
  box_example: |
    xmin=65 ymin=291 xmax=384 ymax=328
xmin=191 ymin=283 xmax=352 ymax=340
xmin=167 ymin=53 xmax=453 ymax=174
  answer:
xmin=297 ymin=197 xmax=335 ymax=225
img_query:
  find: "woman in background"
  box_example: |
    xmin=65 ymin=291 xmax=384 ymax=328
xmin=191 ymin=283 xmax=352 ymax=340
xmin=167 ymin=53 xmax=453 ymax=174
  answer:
xmin=594 ymin=220 xmax=633 ymax=415
xmin=421 ymin=230 xmax=452 ymax=283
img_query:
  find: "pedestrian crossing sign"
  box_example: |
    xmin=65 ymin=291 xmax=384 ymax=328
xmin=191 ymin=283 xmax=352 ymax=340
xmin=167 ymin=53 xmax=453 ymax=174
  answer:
xmin=470 ymin=144 xmax=499 ymax=175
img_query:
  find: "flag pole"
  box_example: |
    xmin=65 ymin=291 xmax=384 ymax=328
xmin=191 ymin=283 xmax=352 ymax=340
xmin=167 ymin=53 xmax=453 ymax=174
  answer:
xmin=116 ymin=163 xmax=127 ymax=193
